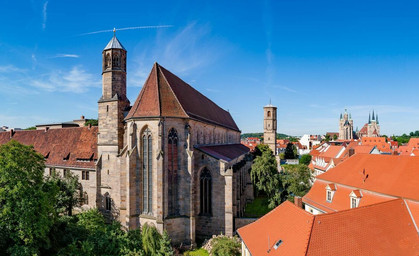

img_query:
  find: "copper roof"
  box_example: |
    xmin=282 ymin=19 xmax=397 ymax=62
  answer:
xmin=195 ymin=144 xmax=249 ymax=162
xmin=0 ymin=127 xmax=97 ymax=169
xmin=126 ymin=63 xmax=240 ymax=131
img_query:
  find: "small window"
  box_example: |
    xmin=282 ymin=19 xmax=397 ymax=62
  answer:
xmin=105 ymin=194 xmax=111 ymax=211
xmin=327 ymin=191 xmax=332 ymax=201
xmin=82 ymin=170 xmax=89 ymax=180
xmin=351 ymin=198 xmax=357 ymax=208
xmin=267 ymin=111 xmax=271 ymax=117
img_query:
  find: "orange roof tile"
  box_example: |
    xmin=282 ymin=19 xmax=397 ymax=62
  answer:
xmin=303 ymin=180 xmax=390 ymax=213
xmin=238 ymin=201 xmax=313 ymax=256
xmin=239 ymin=199 xmax=419 ymax=255
xmin=306 ymin=199 xmax=419 ymax=255
xmin=317 ymin=154 xmax=419 ymax=201
xmin=126 ymin=63 xmax=239 ymax=131
xmin=0 ymin=127 xmax=97 ymax=169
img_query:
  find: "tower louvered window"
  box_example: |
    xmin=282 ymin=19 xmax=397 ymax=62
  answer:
xmin=142 ymin=128 xmax=153 ymax=214
xmin=168 ymin=128 xmax=179 ymax=215
xmin=200 ymin=168 xmax=212 ymax=215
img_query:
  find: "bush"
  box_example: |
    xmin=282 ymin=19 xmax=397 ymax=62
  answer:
xmin=299 ymin=154 xmax=312 ymax=165
xmin=211 ymin=236 xmax=241 ymax=256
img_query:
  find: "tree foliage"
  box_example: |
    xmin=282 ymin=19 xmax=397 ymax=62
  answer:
xmin=284 ymin=143 xmax=297 ymax=159
xmin=0 ymin=140 xmax=171 ymax=255
xmin=0 ymin=140 xmax=57 ymax=254
xmin=211 ymin=237 xmax=241 ymax=256
xmin=47 ymin=171 xmax=81 ymax=216
xmin=280 ymin=164 xmax=313 ymax=201
xmin=299 ymin=154 xmax=312 ymax=165
xmin=84 ymin=119 xmax=98 ymax=126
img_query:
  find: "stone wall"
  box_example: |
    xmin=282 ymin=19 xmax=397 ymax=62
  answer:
xmin=235 ymin=217 xmax=257 ymax=230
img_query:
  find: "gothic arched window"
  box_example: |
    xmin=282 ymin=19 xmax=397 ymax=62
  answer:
xmin=168 ymin=128 xmax=179 ymax=215
xmin=200 ymin=168 xmax=212 ymax=215
xmin=105 ymin=192 xmax=111 ymax=211
xmin=267 ymin=111 xmax=271 ymax=117
xmin=83 ymin=191 xmax=89 ymax=205
xmin=142 ymin=128 xmax=153 ymax=214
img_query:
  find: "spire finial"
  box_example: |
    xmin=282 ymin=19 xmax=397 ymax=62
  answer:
xmin=113 ymin=28 xmax=116 ymax=37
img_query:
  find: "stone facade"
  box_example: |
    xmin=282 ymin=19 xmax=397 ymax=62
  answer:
xmin=93 ymin=35 xmax=253 ymax=245
xmin=263 ymin=104 xmax=277 ymax=154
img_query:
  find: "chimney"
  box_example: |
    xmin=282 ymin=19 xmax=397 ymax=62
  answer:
xmin=294 ymin=196 xmax=303 ymax=208
xmin=88 ymin=123 xmax=92 ymax=129
xmin=349 ymin=148 xmax=355 ymax=157
xmin=44 ymin=127 xmax=49 ymax=132
xmin=9 ymin=129 xmax=14 ymax=138
xmin=81 ymin=115 xmax=85 ymax=120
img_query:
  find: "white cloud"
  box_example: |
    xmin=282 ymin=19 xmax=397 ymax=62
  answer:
xmin=52 ymin=54 xmax=80 ymax=58
xmin=30 ymin=66 xmax=101 ymax=93
xmin=0 ymin=65 xmax=26 ymax=73
xmin=129 ymin=22 xmax=228 ymax=87
xmin=42 ymin=1 xmax=48 ymax=30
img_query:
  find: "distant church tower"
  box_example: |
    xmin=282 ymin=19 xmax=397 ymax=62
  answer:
xmin=97 ymin=32 xmax=130 ymax=215
xmin=264 ymin=103 xmax=277 ymax=154
xmin=338 ymin=109 xmax=353 ymax=140
xmin=367 ymin=111 xmax=380 ymax=137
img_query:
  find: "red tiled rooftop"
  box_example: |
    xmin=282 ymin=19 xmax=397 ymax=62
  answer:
xmin=0 ymin=127 xmax=97 ymax=169
xmin=239 ymin=199 xmax=419 ymax=255
xmin=126 ymin=63 xmax=239 ymax=131
xmin=317 ymin=154 xmax=419 ymax=201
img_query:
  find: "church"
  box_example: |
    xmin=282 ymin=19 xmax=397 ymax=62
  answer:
xmin=0 ymin=35 xmax=254 ymax=245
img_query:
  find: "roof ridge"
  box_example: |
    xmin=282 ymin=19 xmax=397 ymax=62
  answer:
xmin=305 ymin=213 xmax=316 ymax=256
xmin=158 ymin=64 xmax=231 ymax=116
xmin=156 ymin=63 xmax=188 ymax=117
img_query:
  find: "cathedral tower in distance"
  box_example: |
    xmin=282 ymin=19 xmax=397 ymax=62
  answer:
xmin=338 ymin=109 xmax=354 ymax=140
xmin=264 ymin=103 xmax=277 ymax=155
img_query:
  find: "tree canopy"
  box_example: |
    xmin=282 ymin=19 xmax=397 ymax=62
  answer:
xmin=284 ymin=143 xmax=297 ymax=159
xmin=299 ymin=154 xmax=312 ymax=165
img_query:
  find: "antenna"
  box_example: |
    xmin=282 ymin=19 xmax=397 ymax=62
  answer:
xmin=78 ymin=25 xmax=173 ymax=36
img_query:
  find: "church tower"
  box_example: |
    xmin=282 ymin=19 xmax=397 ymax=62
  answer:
xmin=263 ymin=103 xmax=277 ymax=155
xmin=338 ymin=109 xmax=353 ymax=140
xmin=98 ymin=32 xmax=130 ymax=150
xmin=97 ymin=32 xmax=130 ymax=216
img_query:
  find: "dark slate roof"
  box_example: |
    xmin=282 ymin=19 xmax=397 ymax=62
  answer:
xmin=104 ymin=35 xmax=126 ymax=51
xmin=195 ymin=144 xmax=249 ymax=162
xmin=126 ymin=63 xmax=240 ymax=131
xmin=0 ymin=127 xmax=98 ymax=169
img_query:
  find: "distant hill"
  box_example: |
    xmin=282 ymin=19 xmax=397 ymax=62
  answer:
xmin=241 ymin=133 xmax=290 ymax=140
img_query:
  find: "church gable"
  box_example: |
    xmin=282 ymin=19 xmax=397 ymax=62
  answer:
xmin=126 ymin=63 xmax=240 ymax=131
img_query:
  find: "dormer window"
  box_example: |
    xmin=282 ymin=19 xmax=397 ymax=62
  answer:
xmin=326 ymin=183 xmax=337 ymax=202
xmin=349 ymin=190 xmax=362 ymax=208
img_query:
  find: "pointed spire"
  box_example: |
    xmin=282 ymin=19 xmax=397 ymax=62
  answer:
xmin=376 ymin=113 xmax=379 ymax=124
xmin=104 ymin=29 xmax=126 ymax=51
xmin=349 ymin=113 xmax=352 ymax=120
xmin=368 ymin=113 xmax=371 ymax=124
xmin=340 ymin=113 xmax=342 ymax=120
xmin=372 ymin=110 xmax=375 ymax=121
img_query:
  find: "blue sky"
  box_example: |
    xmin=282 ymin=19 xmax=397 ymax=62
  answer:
xmin=1 ymin=0 xmax=419 ymax=136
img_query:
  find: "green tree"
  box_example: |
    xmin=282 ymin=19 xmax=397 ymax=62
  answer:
xmin=211 ymin=237 xmax=241 ymax=256
xmin=0 ymin=140 xmax=57 ymax=254
xmin=299 ymin=154 xmax=312 ymax=165
xmin=250 ymin=145 xmax=285 ymax=208
xmin=47 ymin=171 xmax=81 ymax=216
xmin=157 ymin=231 xmax=173 ymax=256
xmin=284 ymin=143 xmax=296 ymax=159
xmin=24 ymin=126 xmax=36 ymax=130
xmin=333 ymin=134 xmax=338 ymax=140
xmin=325 ymin=134 xmax=331 ymax=142
xmin=281 ymin=164 xmax=313 ymax=201
xmin=142 ymin=223 xmax=162 ymax=256
xmin=84 ymin=119 xmax=98 ymax=126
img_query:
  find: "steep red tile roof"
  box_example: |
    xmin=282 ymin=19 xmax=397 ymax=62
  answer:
xmin=238 ymin=201 xmax=314 ymax=256
xmin=239 ymin=199 xmax=419 ymax=255
xmin=0 ymin=127 xmax=97 ymax=169
xmin=195 ymin=144 xmax=249 ymax=162
xmin=306 ymin=199 xmax=419 ymax=255
xmin=317 ymin=154 xmax=419 ymax=201
xmin=126 ymin=63 xmax=240 ymax=131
